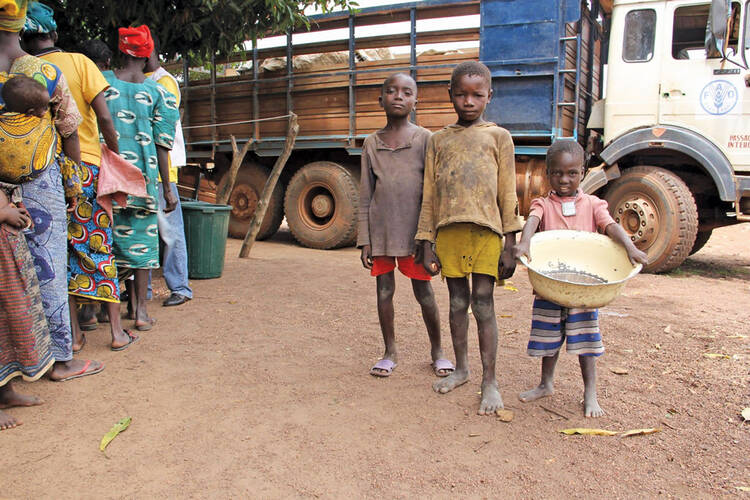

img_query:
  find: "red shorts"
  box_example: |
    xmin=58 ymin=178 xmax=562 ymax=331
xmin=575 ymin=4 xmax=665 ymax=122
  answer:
xmin=371 ymin=255 xmax=432 ymax=281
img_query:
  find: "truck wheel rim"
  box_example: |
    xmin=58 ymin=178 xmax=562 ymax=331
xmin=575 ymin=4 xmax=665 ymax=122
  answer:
xmin=230 ymin=184 xmax=258 ymax=219
xmin=297 ymin=183 xmax=336 ymax=230
xmin=613 ymin=195 xmax=659 ymax=249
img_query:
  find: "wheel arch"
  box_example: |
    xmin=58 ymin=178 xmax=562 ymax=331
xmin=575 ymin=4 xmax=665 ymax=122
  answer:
xmin=599 ymin=126 xmax=735 ymax=202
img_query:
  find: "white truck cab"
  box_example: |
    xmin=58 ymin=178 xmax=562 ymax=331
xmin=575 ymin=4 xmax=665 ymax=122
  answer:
xmin=587 ymin=0 xmax=750 ymax=271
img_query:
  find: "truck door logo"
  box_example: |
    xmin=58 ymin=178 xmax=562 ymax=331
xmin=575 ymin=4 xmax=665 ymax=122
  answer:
xmin=699 ymin=80 xmax=738 ymax=115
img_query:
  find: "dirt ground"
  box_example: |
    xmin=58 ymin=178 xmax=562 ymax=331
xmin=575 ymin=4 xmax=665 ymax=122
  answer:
xmin=2 ymin=223 xmax=749 ymax=498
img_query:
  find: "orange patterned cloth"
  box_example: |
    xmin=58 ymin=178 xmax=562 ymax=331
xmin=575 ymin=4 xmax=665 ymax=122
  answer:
xmin=0 ymin=112 xmax=57 ymax=183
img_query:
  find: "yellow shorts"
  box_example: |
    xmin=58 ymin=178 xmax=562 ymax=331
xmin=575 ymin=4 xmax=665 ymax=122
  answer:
xmin=435 ymin=223 xmax=502 ymax=281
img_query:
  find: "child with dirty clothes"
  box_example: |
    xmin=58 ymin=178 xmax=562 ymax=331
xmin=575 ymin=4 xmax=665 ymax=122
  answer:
xmin=514 ymin=140 xmax=648 ymax=417
xmin=358 ymin=73 xmax=454 ymax=379
xmin=415 ymin=61 xmax=522 ymax=415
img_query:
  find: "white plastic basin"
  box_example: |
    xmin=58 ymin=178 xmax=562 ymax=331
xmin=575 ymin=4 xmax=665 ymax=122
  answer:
xmin=518 ymin=230 xmax=642 ymax=309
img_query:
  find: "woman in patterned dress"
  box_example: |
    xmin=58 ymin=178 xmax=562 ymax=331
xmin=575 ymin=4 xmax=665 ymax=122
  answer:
xmin=104 ymin=25 xmax=178 ymax=330
xmin=0 ymin=182 xmax=53 ymax=430
xmin=0 ymin=0 xmax=104 ymax=382
xmin=23 ymin=2 xmax=138 ymax=351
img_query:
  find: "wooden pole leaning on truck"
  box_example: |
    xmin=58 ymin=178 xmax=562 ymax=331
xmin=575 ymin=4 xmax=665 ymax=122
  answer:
xmin=215 ymin=135 xmax=253 ymax=206
xmin=239 ymin=113 xmax=299 ymax=258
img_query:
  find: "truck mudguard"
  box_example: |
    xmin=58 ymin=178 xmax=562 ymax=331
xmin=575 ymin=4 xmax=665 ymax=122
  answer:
xmin=600 ymin=125 xmax=735 ymax=202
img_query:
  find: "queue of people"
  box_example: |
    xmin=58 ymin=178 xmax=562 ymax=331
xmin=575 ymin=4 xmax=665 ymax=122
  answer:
xmin=0 ymin=0 xmax=192 ymax=431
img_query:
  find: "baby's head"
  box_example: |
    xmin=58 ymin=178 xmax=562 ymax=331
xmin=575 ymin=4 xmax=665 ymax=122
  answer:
xmin=546 ymin=140 xmax=585 ymax=197
xmin=2 ymin=75 xmax=49 ymax=118
xmin=449 ymin=61 xmax=492 ymax=122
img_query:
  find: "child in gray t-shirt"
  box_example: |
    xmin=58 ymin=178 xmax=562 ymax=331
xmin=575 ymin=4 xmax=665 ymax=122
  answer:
xmin=357 ymin=73 xmax=454 ymax=379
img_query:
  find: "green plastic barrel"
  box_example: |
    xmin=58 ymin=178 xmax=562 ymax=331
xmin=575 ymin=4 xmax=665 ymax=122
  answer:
xmin=181 ymin=201 xmax=233 ymax=279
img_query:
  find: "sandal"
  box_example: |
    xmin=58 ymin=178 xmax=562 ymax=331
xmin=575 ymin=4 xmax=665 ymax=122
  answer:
xmin=370 ymin=359 xmax=397 ymax=377
xmin=432 ymin=358 xmax=455 ymax=377
xmin=111 ymin=330 xmax=139 ymax=351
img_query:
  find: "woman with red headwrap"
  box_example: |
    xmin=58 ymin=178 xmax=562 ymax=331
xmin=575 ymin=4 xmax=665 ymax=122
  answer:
xmin=103 ymin=25 xmax=178 ymax=331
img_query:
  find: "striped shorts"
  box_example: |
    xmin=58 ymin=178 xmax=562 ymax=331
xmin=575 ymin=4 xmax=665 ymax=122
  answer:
xmin=527 ymin=298 xmax=604 ymax=357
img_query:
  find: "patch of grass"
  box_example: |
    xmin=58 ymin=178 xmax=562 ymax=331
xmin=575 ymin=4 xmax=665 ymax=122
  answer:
xmin=668 ymin=259 xmax=750 ymax=280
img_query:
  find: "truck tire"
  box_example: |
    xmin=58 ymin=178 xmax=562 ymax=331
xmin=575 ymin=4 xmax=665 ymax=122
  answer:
xmin=604 ymin=166 xmax=698 ymax=273
xmin=226 ymin=162 xmax=284 ymax=241
xmin=284 ymin=161 xmax=358 ymax=249
xmin=689 ymin=229 xmax=712 ymax=255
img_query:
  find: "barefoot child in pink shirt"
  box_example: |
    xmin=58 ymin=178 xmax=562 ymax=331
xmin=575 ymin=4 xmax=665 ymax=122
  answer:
xmin=514 ymin=140 xmax=648 ymax=417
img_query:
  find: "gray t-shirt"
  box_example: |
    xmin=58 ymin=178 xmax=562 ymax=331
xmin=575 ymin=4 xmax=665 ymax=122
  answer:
xmin=357 ymin=126 xmax=432 ymax=256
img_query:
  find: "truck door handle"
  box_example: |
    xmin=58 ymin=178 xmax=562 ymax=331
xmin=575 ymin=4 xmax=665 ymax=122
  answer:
xmin=662 ymin=89 xmax=686 ymax=98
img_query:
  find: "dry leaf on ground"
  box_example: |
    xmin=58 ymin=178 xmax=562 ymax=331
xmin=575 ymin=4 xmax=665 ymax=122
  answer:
xmin=496 ymin=409 xmax=514 ymax=422
xmin=560 ymin=428 xmax=618 ymax=436
xmin=610 ymin=367 xmax=629 ymax=375
xmin=621 ymin=428 xmax=660 ymax=437
xmin=703 ymin=353 xmax=730 ymax=359
xmin=663 ymin=325 xmax=672 ymax=333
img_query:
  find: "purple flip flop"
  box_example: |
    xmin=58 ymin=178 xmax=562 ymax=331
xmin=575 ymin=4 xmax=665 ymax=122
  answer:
xmin=370 ymin=358 xmax=397 ymax=377
xmin=432 ymin=358 xmax=455 ymax=377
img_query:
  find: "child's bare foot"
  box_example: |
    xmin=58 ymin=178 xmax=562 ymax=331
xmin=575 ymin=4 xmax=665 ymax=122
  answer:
xmin=0 ymin=410 xmax=20 ymax=430
xmin=584 ymin=391 xmax=604 ymax=417
xmin=478 ymin=381 xmax=503 ymax=415
xmin=432 ymin=368 xmax=469 ymax=394
xmin=519 ymin=382 xmax=554 ymax=403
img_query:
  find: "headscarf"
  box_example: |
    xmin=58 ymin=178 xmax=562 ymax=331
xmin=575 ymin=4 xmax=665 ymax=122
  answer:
xmin=0 ymin=0 xmax=28 ymax=32
xmin=118 ymin=25 xmax=153 ymax=58
xmin=23 ymin=1 xmax=56 ymax=34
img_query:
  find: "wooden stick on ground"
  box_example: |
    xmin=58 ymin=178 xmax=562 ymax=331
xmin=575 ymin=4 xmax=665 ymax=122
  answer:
xmin=215 ymin=135 xmax=253 ymax=206
xmin=239 ymin=113 xmax=299 ymax=258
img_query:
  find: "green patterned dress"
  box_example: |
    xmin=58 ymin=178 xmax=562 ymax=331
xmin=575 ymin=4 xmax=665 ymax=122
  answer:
xmin=102 ymin=71 xmax=178 ymax=269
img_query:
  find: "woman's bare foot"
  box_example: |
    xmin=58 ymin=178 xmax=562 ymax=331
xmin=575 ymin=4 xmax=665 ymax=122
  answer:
xmin=0 ymin=410 xmax=20 ymax=430
xmin=72 ymin=332 xmax=86 ymax=353
xmin=478 ymin=380 xmax=503 ymax=415
xmin=0 ymin=385 xmax=42 ymax=409
xmin=134 ymin=316 xmax=156 ymax=331
xmin=432 ymin=368 xmax=469 ymax=394
xmin=519 ymin=382 xmax=554 ymax=403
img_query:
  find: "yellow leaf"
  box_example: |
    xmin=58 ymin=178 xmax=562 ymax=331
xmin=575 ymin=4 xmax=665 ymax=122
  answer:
xmin=560 ymin=428 xmax=618 ymax=436
xmin=504 ymin=284 xmax=519 ymax=292
xmin=621 ymin=428 xmax=661 ymax=437
xmin=727 ymin=335 xmax=748 ymax=339
xmin=703 ymin=353 xmax=730 ymax=359
xmin=610 ymin=367 xmax=629 ymax=375
xmin=741 ymin=408 xmax=750 ymax=422
xmin=99 ymin=417 xmax=131 ymax=452
xmin=736 ymin=486 xmax=750 ymax=492
xmin=496 ymin=409 xmax=514 ymax=422
xmin=499 ymin=314 xmax=513 ymax=318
